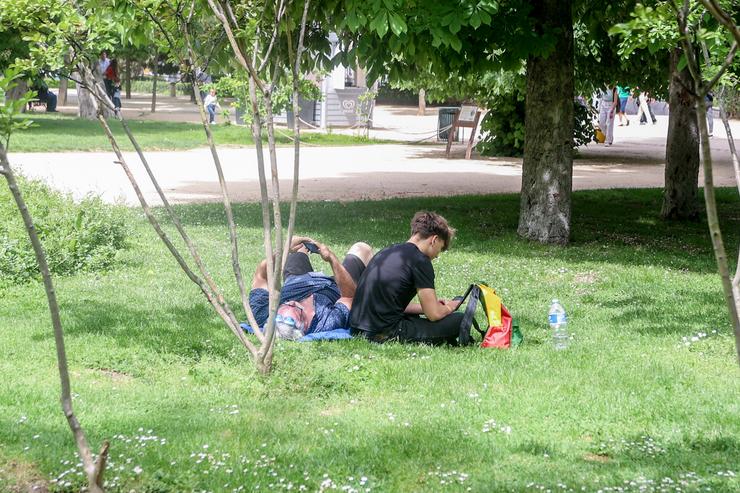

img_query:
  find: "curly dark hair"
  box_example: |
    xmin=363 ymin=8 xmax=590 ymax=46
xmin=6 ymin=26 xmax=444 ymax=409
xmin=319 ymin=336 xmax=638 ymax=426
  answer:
xmin=410 ymin=211 xmax=456 ymax=251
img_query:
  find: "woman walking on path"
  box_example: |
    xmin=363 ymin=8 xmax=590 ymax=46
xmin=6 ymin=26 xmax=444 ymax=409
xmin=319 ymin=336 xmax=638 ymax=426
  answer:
xmin=635 ymin=88 xmax=656 ymax=125
xmin=616 ymin=85 xmax=631 ymax=126
xmin=104 ymin=59 xmax=119 ymax=101
xmin=598 ymin=85 xmax=617 ymax=146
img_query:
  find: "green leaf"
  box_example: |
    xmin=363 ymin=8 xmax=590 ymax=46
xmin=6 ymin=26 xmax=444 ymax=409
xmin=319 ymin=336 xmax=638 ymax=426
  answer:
xmin=388 ymin=13 xmax=406 ymax=36
xmin=407 ymin=38 xmax=415 ymax=57
xmin=450 ymin=36 xmax=462 ymax=53
xmin=448 ymin=17 xmax=461 ymax=35
xmin=470 ymin=12 xmax=481 ymax=29
xmin=479 ymin=9 xmax=491 ymax=25
xmin=347 ymin=11 xmax=360 ymax=31
xmin=371 ymin=11 xmax=389 ymax=38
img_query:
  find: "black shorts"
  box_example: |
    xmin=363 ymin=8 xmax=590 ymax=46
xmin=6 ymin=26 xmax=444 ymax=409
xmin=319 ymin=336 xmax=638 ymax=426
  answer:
xmin=352 ymin=312 xmax=465 ymax=345
xmin=283 ymin=252 xmax=365 ymax=284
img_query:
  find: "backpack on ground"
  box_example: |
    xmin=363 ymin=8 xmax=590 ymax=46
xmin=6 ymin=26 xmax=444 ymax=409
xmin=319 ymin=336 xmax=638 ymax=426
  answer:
xmin=458 ymin=282 xmax=523 ymax=348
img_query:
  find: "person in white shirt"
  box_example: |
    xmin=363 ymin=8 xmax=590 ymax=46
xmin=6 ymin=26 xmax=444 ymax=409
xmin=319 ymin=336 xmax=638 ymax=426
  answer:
xmin=98 ymin=51 xmax=110 ymax=76
xmin=203 ymin=88 xmax=220 ymax=124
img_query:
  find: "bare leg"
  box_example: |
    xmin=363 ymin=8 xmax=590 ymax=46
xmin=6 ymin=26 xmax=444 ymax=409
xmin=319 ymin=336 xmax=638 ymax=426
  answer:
xmin=348 ymin=242 xmax=373 ymax=266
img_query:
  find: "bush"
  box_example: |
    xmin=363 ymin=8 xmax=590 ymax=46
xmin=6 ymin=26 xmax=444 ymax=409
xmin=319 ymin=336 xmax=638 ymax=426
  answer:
xmin=574 ymin=99 xmax=596 ymax=149
xmin=129 ymin=78 xmax=192 ymax=97
xmin=0 ymin=176 xmax=129 ymax=286
xmin=477 ymin=95 xmax=596 ymax=157
xmin=476 ymin=90 xmax=526 ymax=157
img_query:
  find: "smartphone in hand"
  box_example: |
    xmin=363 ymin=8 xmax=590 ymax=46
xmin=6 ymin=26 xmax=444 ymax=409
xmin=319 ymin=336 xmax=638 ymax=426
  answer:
xmin=303 ymin=242 xmax=319 ymax=254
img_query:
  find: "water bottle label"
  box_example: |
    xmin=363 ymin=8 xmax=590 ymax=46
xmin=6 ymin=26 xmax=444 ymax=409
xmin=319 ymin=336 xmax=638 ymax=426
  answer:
xmin=549 ymin=313 xmax=566 ymax=324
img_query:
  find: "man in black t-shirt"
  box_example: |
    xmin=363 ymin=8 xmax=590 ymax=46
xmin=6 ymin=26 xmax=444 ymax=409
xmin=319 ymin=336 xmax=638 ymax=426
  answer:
xmin=350 ymin=211 xmax=465 ymax=344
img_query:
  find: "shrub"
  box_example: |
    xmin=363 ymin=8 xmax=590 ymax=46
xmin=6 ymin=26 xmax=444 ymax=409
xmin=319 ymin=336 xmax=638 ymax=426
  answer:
xmin=476 ymin=90 xmax=526 ymax=157
xmin=0 ymin=176 xmax=129 ymax=286
xmin=477 ymin=95 xmax=596 ymax=157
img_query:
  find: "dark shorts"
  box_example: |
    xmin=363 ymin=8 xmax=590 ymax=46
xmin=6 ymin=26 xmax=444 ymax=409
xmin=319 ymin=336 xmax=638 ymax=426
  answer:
xmin=619 ymin=97 xmax=628 ymax=112
xmin=284 ymin=251 xmax=365 ymax=284
xmin=352 ymin=312 xmax=465 ymax=346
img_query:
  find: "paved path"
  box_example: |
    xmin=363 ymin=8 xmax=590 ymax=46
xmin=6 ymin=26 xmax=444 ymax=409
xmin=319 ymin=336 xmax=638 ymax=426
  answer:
xmin=9 ymin=98 xmax=740 ymax=205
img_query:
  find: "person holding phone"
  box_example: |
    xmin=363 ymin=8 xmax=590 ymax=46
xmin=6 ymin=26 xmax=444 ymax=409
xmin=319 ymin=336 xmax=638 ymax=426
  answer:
xmin=349 ymin=211 xmax=465 ymax=345
xmin=249 ymin=236 xmax=373 ymax=340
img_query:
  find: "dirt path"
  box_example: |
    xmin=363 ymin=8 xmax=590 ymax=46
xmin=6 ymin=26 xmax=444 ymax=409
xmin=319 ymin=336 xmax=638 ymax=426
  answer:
xmin=11 ymin=97 xmax=740 ymax=205
xmin=8 ymin=138 xmax=737 ymax=206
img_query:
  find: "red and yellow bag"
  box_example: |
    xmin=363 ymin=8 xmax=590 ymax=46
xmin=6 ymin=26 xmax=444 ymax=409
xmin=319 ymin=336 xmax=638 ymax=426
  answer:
xmin=459 ymin=283 xmax=523 ymax=348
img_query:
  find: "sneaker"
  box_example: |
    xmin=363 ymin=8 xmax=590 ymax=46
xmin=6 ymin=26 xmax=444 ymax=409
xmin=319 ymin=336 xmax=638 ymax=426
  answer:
xmin=626 ymin=120 xmax=630 ymax=126
xmin=605 ymin=143 xmax=612 ymax=146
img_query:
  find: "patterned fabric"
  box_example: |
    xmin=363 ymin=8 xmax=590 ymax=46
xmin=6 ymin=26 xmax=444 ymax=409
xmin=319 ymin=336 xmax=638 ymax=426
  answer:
xmin=248 ymin=272 xmax=346 ymax=334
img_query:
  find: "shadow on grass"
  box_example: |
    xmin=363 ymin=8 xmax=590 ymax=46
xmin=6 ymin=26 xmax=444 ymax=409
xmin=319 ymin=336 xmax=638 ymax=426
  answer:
xmin=33 ymin=298 xmax=243 ymax=363
xmin=165 ymin=188 xmax=739 ymax=276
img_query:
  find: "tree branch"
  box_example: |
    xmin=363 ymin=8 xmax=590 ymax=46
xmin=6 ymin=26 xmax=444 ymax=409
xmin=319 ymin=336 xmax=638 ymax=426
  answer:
xmin=701 ymin=0 xmax=740 ymax=47
xmin=258 ymin=0 xmax=287 ymax=73
xmin=704 ymin=42 xmax=737 ymax=93
xmin=206 ymin=0 xmax=266 ymax=93
xmin=180 ymin=17 xmax=263 ymax=341
xmin=0 ymin=143 xmax=103 ymax=493
xmin=282 ymin=0 xmax=311 ymax=270
xmin=79 ymin=64 xmax=258 ymax=353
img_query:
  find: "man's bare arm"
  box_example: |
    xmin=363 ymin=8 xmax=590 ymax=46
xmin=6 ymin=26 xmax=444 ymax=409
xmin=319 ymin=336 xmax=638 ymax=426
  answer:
xmin=417 ymin=288 xmax=455 ymax=321
xmin=317 ymin=243 xmax=356 ymax=298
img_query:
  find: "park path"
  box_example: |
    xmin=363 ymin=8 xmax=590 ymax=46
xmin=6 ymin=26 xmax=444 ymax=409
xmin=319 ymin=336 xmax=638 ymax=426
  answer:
xmin=8 ymin=97 xmax=740 ymax=205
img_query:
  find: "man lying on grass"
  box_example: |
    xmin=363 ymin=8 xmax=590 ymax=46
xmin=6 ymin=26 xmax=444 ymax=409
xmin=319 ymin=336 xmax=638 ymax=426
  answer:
xmin=250 ymin=236 xmax=373 ymax=340
xmin=350 ymin=211 xmax=464 ymax=345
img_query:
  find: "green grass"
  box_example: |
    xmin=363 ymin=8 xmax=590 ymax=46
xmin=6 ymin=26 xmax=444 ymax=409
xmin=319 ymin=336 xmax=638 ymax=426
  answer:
xmin=0 ymin=189 xmax=739 ymax=492
xmin=7 ymin=113 xmax=388 ymax=152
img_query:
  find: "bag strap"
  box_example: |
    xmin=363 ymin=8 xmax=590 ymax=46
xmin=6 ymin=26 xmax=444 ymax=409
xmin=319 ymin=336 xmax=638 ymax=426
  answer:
xmin=459 ymin=284 xmax=480 ymax=345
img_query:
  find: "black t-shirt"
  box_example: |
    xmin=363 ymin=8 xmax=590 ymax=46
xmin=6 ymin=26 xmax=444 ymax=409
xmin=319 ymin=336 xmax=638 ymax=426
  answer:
xmin=350 ymin=242 xmax=435 ymax=334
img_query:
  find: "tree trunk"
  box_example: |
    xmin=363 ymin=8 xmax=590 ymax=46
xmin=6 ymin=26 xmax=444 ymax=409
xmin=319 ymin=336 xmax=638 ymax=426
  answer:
xmin=517 ymin=0 xmax=574 ymax=245
xmin=58 ymin=49 xmax=72 ymax=107
xmin=76 ymin=65 xmax=112 ymax=120
xmin=0 ymin=144 xmax=107 ymax=493
xmin=6 ymin=80 xmax=29 ymax=112
xmin=151 ymin=55 xmax=158 ymax=113
xmin=125 ymin=58 xmax=131 ymax=99
xmin=417 ymin=89 xmax=426 ymax=116
xmin=662 ymin=47 xmax=700 ymax=219
xmin=77 ymin=81 xmax=98 ymax=119
xmin=58 ymin=78 xmax=68 ymax=107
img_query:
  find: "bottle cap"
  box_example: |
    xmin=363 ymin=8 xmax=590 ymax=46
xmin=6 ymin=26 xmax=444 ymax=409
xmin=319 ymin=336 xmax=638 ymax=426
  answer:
xmin=551 ymin=299 xmax=559 ymax=303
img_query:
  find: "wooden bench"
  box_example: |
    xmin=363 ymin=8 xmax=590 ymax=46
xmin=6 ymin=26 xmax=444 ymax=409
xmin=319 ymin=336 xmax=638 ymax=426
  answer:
xmin=27 ymin=99 xmax=47 ymax=111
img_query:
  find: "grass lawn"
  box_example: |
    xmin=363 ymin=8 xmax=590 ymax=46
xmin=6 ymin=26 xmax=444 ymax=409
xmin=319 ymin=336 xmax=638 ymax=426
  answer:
xmin=7 ymin=113 xmax=387 ymax=152
xmin=0 ymin=189 xmax=738 ymax=492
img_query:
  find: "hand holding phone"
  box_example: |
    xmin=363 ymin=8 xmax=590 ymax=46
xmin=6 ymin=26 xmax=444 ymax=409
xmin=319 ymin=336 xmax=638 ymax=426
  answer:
xmin=303 ymin=242 xmax=319 ymax=254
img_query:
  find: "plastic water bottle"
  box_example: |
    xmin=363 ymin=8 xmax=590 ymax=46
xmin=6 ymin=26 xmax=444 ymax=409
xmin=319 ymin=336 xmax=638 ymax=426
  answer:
xmin=548 ymin=299 xmax=569 ymax=350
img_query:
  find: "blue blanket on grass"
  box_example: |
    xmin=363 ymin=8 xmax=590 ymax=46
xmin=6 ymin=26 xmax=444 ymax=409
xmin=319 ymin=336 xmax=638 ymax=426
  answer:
xmin=240 ymin=323 xmax=352 ymax=342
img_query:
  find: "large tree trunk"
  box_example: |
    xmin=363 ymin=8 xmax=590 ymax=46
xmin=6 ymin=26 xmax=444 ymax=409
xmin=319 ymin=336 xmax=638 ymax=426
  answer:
xmin=662 ymin=47 xmax=700 ymax=219
xmin=77 ymin=81 xmax=98 ymax=119
xmin=6 ymin=80 xmax=29 ymax=112
xmin=58 ymin=49 xmax=72 ymax=106
xmin=517 ymin=0 xmax=574 ymax=245
xmin=76 ymin=64 xmax=112 ymax=120
xmin=58 ymin=78 xmax=68 ymax=107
